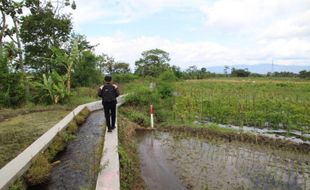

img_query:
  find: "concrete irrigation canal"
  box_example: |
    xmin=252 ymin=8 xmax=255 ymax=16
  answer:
xmin=29 ymin=111 xmax=105 ymax=190
xmin=1 ymin=97 xmax=310 ymax=190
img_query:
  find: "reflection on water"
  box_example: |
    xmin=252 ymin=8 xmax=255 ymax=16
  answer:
xmin=137 ymin=131 xmax=310 ymax=190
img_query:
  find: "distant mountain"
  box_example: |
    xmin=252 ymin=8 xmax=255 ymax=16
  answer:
xmin=207 ymin=64 xmax=310 ymax=74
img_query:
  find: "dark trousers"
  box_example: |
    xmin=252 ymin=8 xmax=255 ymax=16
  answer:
xmin=103 ymin=101 xmax=117 ymax=130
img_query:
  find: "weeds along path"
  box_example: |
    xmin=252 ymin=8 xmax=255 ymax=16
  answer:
xmin=29 ymin=110 xmax=105 ymax=190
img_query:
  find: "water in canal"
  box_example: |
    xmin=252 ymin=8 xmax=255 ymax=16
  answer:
xmin=30 ymin=110 xmax=105 ymax=190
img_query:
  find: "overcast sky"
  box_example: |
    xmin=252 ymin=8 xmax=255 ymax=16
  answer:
xmin=69 ymin=0 xmax=310 ymax=69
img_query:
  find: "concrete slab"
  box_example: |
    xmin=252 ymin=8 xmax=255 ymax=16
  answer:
xmin=95 ymin=95 xmax=126 ymax=190
xmin=95 ymin=108 xmax=120 ymax=190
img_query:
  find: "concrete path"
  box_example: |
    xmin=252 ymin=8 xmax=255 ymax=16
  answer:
xmin=95 ymin=96 xmax=125 ymax=190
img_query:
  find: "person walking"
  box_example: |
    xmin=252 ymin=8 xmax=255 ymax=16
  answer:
xmin=98 ymin=75 xmax=120 ymax=132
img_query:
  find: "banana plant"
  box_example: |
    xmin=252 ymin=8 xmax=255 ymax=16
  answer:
xmin=35 ymin=71 xmax=68 ymax=104
xmin=52 ymin=40 xmax=79 ymax=94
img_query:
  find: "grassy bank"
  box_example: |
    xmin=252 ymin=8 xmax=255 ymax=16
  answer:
xmin=0 ymin=110 xmax=69 ymax=168
xmin=118 ymin=114 xmax=145 ymax=190
xmin=0 ymin=87 xmax=99 ymax=168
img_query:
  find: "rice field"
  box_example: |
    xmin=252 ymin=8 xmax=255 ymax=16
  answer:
xmin=172 ymin=78 xmax=310 ymax=132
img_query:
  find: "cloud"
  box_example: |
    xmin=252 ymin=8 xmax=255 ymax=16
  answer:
xmin=201 ymin=0 xmax=310 ymax=37
xmin=89 ymin=32 xmax=310 ymax=70
xmin=73 ymin=0 xmax=310 ymax=68
xmin=72 ymin=0 xmax=205 ymax=24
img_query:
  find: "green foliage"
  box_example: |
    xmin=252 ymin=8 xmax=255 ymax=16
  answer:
xmin=118 ymin=116 xmax=145 ymax=190
xmin=135 ymin=48 xmax=171 ymax=77
xmin=182 ymin=65 xmax=215 ymax=79
xmin=20 ymin=4 xmax=72 ymax=73
xmin=231 ymin=68 xmax=251 ymax=77
xmin=72 ymin=51 xmax=103 ymax=87
xmin=159 ymin=70 xmax=177 ymax=82
xmin=157 ymin=82 xmax=174 ymax=99
xmin=74 ymin=107 xmax=90 ymax=125
xmin=0 ymin=47 xmax=25 ymax=107
xmin=66 ymin=87 xmax=98 ymax=106
xmin=8 ymin=177 xmax=25 ymax=190
xmin=112 ymin=73 xmax=138 ymax=84
xmin=52 ymin=39 xmax=79 ymax=93
xmin=125 ymin=84 xmax=156 ymax=106
xmin=113 ymin=62 xmax=131 ymax=73
xmin=118 ymin=146 xmax=134 ymax=190
xmin=34 ymin=71 xmax=69 ymax=104
xmin=299 ymin=70 xmax=310 ymax=79
xmin=122 ymin=109 xmax=150 ymax=127
xmin=172 ymin=79 xmax=310 ymax=131
xmin=96 ymin=54 xmax=130 ymax=74
xmin=24 ymin=154 xmax=51 ymax=186
xmin=44 ymin=132 xmax=70 ymax=161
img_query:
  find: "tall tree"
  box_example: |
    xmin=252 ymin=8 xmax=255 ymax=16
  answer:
xmin=135 ymin=48 xmax=171 ymax=77
xmin=113 ymin=62 xmax=130 ymax=73
xmin=20 ymin=1 xmax=73 ymax=73
xmin=72 ymin=51 xmax=103 ymax=87
xmin=96 ymin=53 xmax=116 ymax=74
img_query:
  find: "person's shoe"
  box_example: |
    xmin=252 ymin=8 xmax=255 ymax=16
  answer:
xmin=112 ymin=126 xmax=116 ymax=130
xmin=108 ymin=129 xmax=112 ymax=133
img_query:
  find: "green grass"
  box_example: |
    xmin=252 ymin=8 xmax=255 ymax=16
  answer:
xmin=0 ymin=110 xmax=69 ymax=168
xmin=0 ymin=87 xmax=98 ymax=169
xmin=65 ymin=87 xmax=99 ymax=107
xmin=172 ymin=78 xmax=310 ymax=131
xmin=121 ymin=77 xmax=309 ymax=133
xmin=118 ymin=115 xmax=145 ymax=190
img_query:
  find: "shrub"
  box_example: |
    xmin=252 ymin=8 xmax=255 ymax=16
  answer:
xmin=0 ymin=73 xmax=25 ymax=107
xmin=112 ymin=73 xmax=138 ymax=84
xmin=158 ymin=70 xmax=177 ymax=82
xmin=74 ymin=107 xmax=90 ymax=125
xmin=126 ymin=110 xmax=150 ymax=127
xmin=125 ymin=85 xmax=155 ymax=106
xmin=157 ymin=82 xmax=174 ymax=99
xmin=24 ymin=155 xmax=51 ymax=186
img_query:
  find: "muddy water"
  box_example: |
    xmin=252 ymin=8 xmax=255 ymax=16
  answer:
xmin=30 ymin=110 xmax=105 ymax=190
xmin=137 ymin=131 xmax=310 ymax=190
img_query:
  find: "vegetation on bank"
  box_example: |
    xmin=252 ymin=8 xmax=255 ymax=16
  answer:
xmin=118 ymin=115 xmax=145 ymax=190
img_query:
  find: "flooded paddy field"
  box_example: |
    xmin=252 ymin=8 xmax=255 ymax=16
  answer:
xmin=137 ymin=130 xmax=310 ymax=190
xmin=29 ymin=111 xmax=105 ymax=190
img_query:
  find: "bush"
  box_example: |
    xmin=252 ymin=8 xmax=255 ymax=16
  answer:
xmin=126 ymin=110 xmax=150 ymax=127
xmin=157 ymin=82 xmax=174 ymax=99
xmin=158 ymin=70 xmax=177 ymax=82
xmin=0 ymin=73 xmax=25 ymax=107
xmin=24 ymin=155 xmax=51 ymax=186
xmin=112 ymin=73 xmax=138 ymax=84
xmin=125 ymin=85 xmax=155 ymax=106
